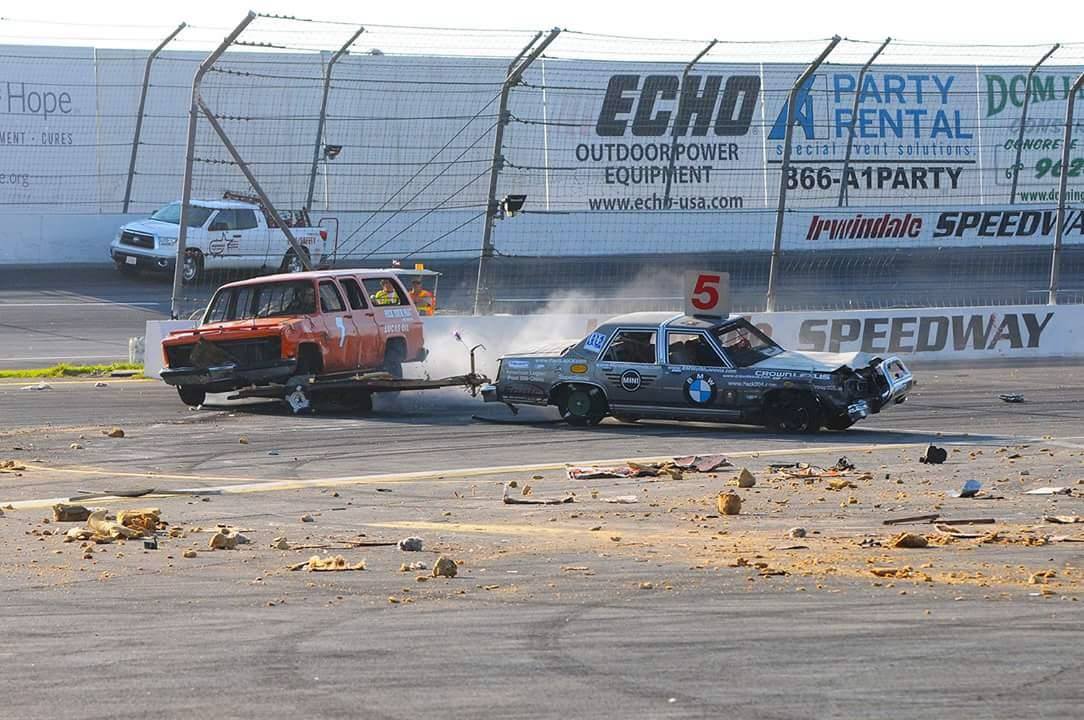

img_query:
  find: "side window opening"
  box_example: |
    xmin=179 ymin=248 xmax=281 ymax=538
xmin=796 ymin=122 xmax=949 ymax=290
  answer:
xmin=318 ymin=281 xmax=346 ymax=313
xmin=340 ymin=278 xmax=369 ymax=310
xmin=232 ymin=286 xmax=255 ymax=320
xmin=667 ymin=331 xmax=725 ymax=367
xmin=601 ymin=330 xmax=657 ymax=364
xmin=363 ymin=277 xmax=407 ymax=306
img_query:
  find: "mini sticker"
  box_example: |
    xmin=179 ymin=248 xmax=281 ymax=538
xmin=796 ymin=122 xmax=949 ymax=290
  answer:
xmin=383 ymin=307 xmax=413 ymax=319
xmin=583 ymin=332 xmax=608 ymax=354
xmin=683 ymin=372 xmax=717 ymax=406
xmin=619 ymin=369 xmax=642 ymax=392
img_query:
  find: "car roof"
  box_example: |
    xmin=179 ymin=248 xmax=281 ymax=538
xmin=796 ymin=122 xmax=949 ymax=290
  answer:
xmin=189 ymin=199 xmax=261 ymax=210
xmin=600 ymin=311 xmax=735 ymax=330
xmin=217 ymin=268 xmax=402 ymax=289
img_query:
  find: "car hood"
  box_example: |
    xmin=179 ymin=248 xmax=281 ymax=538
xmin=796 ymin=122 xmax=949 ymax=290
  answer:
xmin=164 ymin=317 xmax=294 ymax=344
xmin=122 ymin=218 xmax=181 ymax=236
xmin=504 ymin=339 xmax=579 ymax=358
xmin=752 ymin=350 xmax=877 ymax=373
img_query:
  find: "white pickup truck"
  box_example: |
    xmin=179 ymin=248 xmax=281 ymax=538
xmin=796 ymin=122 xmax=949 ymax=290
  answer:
xmin=110 ymin=198 xmax=327 ymax=284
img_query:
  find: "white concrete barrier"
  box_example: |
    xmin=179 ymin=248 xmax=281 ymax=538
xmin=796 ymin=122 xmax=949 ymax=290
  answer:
xmin=145 ymin=303 xmax=1083 ymax=380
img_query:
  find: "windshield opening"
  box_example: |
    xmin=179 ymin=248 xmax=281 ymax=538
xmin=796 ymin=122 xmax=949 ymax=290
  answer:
xmin=713 ymin=319 xmax=782 ymax=367
xmin=201 ymin=281 xmax=316 ymax=324
xmin=150 ymin=202 xmax=214 ymax=228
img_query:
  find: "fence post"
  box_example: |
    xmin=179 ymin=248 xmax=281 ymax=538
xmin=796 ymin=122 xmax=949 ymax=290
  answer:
xmin=473 ymin=28 xmax=561 ymax=316
xmin=305 ymin=26 xmax=365 ymax=214
xmin=765 ymin=36 xmax=840 ymax=313
xmin=1010 ymin=44 xmax=1059 ymax=205
xmin=170 ymin=12 xmax=256 ymax=320
xmin=1049 ymin=70 xmax=1084 ymax=305
xmin=837 ymin=37 xmax=889 ymax=207
xmin=662 ymin=39 xmax=717 ymax=206
xmin=122 ymin=22 xmax=186 ymax=214
xmin=197 ymin=99 xmax=311 ymax=268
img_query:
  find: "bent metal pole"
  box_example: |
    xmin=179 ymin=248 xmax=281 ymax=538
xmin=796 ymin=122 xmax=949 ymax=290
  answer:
xmin=837 ymin=37 xmax=889 ymax=207
xmin=123 ymin=22 xmax=186 ymax=214
xmin=765 ymin=36 xmax=840 ymax=312
xmin=1049 ymin=69 xmax=1084 ymax=305
xmin=1010 ymin=44 xmax=1059 ymax=206
xmin=473 ymin=28 xmax=560 ymax=316
xmin=197 ymin=98 xmax=311 ymax=271
xmin=305 ymin=26 xmax=365 ymax=214
xmin=170 ymin=12 xmax=256 ymax=320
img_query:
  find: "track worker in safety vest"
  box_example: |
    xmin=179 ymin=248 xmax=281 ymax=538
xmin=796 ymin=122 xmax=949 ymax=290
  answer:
xmin=409 ymin=278 xmax=435 ymax=316
xmin=372 ymin=278 xmax=400 ymax=306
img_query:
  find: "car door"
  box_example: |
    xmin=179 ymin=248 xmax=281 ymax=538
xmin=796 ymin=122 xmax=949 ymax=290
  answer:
xmin=338 ymin=276 xmax=383 ymax=369
xmin=316 ymin=280 xmax=360 ymax=373
xmin=658 ymin=329 xmax=741 ymax=420
xmin=593 ymin=328 xmax=664 ymax=415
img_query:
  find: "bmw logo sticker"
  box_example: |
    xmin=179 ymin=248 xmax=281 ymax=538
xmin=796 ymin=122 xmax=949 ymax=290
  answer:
xmin=620 ymin=369 xmax=642 ymax=392
xmin=683 ymin=372 xmax=716 ymax=405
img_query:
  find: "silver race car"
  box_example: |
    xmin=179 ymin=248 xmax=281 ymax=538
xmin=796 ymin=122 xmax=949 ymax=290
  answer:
xmin=481 ymin=312 xmax=913 ymax=431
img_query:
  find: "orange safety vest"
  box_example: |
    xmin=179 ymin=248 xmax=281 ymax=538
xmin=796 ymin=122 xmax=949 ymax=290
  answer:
xmin=410 ymin=288 xmax=435 ymax=315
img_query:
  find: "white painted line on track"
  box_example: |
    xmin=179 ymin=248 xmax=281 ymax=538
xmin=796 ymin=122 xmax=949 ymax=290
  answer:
xmin=2 ymin=441 xmax=931 ymax=510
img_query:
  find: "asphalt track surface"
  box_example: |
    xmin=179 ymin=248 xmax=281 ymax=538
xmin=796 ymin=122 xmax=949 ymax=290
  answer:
xmin=1 ymin=362 xmax=1083 ymax=719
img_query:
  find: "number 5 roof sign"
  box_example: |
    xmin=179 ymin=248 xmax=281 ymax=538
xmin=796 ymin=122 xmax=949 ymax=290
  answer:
xmin=684 ymin=271 xmax=730 ymax=318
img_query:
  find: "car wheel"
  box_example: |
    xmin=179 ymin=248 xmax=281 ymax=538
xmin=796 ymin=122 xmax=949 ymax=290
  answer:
xmin=282 ymin=248 xmax=310 ymax=274
xmin=558 ymin=385 xmax=607 ymax=426
xmin=825 ymin=414 xmax=856 ymax=431
xmin=767 ymin=392 xmax=822 ymax=433
xmin=181 ymin=251 xmax=203 ymax=285
xmin=177 ymin=386 xmax=206 ymax=407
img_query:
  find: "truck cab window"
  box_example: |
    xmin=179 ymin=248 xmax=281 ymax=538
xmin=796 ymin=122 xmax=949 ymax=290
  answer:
xmin=235 ymin=210 xmax=258 ymax=230
xmin=209 ymin=210 xmax=235 ymax=232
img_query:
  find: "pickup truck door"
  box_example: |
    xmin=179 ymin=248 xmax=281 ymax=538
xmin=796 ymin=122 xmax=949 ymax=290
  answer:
xmin=593 ymin=329 xmax=665 ymax=415
xmin=231 ymin=208 xmax=268 ymax=267
xmin=657 ymin=329 xmax=741 ymax=420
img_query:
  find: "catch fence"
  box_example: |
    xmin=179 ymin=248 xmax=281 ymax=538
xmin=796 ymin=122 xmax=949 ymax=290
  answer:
xmin=1 ymin=17 xmax=1083 ymax=317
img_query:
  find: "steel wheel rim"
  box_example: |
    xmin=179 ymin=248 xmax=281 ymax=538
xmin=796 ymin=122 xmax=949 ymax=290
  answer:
xmin=182 ymin=256 xmax=197 ymax=282
xmin=566 ymin=390 xmax=592 ymax=417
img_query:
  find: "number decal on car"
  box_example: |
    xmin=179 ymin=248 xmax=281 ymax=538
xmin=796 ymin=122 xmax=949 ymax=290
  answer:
xmin=583 ymin=332 xmax=608 ymax=354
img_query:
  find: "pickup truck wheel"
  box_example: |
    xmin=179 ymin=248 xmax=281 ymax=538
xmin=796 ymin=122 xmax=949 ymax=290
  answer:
xmin=282 ymin=248 xmax=310 ymax=274
xmin=181 ymin=251 xmax=203 ymax=285
xmin=766 ymin=392 xmax=822 ymax=434
xmin=825 ymin=414 xmax=856 ymax=431
xmin=177 ymin=386 xmax=206 ymax=407
xmin=558 ymin=385 xmax=607 ymax=426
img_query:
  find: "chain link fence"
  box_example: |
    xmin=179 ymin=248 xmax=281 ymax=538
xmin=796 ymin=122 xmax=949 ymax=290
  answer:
xmin=1 ymin=17 xmax=1083 ymax=317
